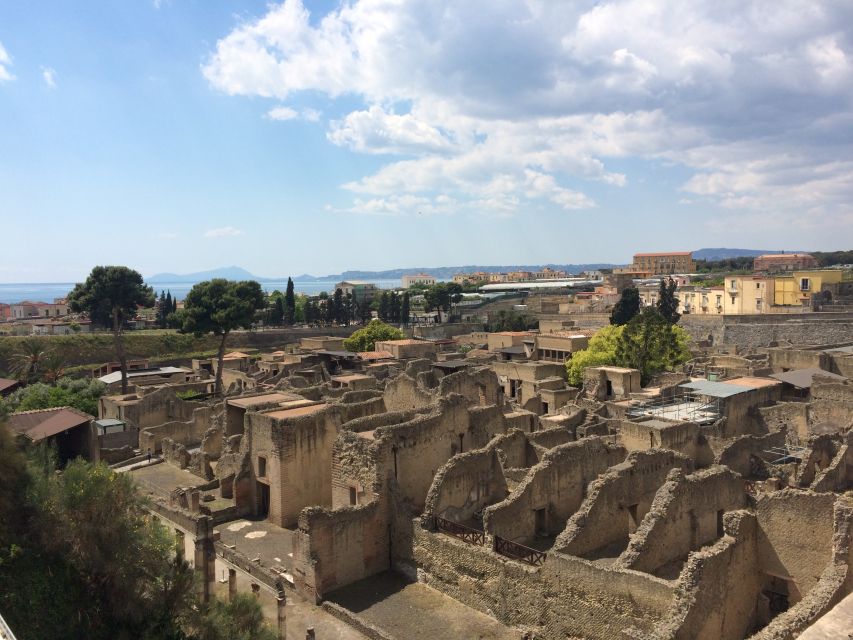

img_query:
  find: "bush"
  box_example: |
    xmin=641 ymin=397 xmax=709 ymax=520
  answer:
xmin=0 ymin=377 xmax=106 ymax=416
xmin=343 ymin=319 xmax=405 ymax=352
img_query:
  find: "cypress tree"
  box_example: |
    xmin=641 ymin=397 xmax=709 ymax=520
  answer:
xmin=284 ymin=277 xmax=296 ymax=325
xmin=401 ymin=292 xmax=410 ymax=326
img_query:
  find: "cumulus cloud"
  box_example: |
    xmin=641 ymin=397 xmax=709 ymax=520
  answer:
xmin=203 ymin=0 xmax=853 ymax=223
xmin=0 ymin=41 xmax=15 ymax=83
xmin=266 ymin=105 xmax=322 ymax=122
xmin=41 ymin=66 xmax=57 ymax=89
xmin=204 ymin=226 xmax=244 ymax=238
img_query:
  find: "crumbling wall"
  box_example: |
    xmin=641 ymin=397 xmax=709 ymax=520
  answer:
xmin=293 ymin=502 xmax=389 ymax=603
xmin=467 ymin=405 xmax=508 ymax=449
xmin=716 ymin=430 xmax=787 ymax=478
xmin=644 ymin=510 xmax=762 ymax=640
xmin=527 ymin=425 xmax=574 ymax=449
xmin=338 ymin=396 xmax=386 ymax=423
xmin=619 ymin=466 xmax=747 ymax=575
xmin=758 ymin=403 xmax=809 ymax=443
xmin=755 ymin=490 xmax=837 ymax=602
xmin=484 ymin=438 xmax=627 ymax=545
xmin=812 ymin=431 xmax=853 ymax=492
xmin=489 ymin=429 xmax=534 ymax=469
xmin=424 ymin=447 xmax=508 ymax=524
xmin=412 ymin=523 xmax=676 ymax=639
xmin=437 ymin=366 xmax=504 ymax=407
xmin=556 ymin=450 xmax=692 ymax=558
xmin=383 ymin=374 xmax=435 ymax=412
xmin=331 ymin=430 xmax=381 ymax=509
xmin=139 ymin=405 xmax=213 ymax=454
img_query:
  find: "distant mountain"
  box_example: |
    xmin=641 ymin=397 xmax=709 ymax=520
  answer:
xmin=318 ymin=264 xmax=619 ymax=281
xmin=147 ymin=266 xmax=267 ymax=283
xmin=692 ymin=248 xmax=797 ymax=261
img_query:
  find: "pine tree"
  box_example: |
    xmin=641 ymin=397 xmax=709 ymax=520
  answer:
xmin=389 ymin=292 xmax=401 ymax=324
xmin=656 ymin=277 xmax=681 ymax=324
xmin=158 ymin=291 xmax=167 ymax=328
xmin=165 ymin=291 xmax=173 ymax=326
xmin=610 ymin=287 xmax=640 ymax=325
xmin=400 ymin=292 xmax=410 ymax=326
xmin=284 ymin=277 xmax=296 ymax=325
xmin=379 ymin=291 xmax=390 ymax=321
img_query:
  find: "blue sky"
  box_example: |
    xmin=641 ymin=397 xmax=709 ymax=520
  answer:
xmin=1 ymin=1 xmax=852 ymax=282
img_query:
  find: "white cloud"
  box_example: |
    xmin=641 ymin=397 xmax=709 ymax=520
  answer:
xmin=0 ymin=41 xmax=15 ymax=83
xmin=266 ymin=105 xmax=323 ymax=122
xmin=41 ymin=66 xmax=57 ymax=89
xmin=203 ymin=0 xmax=853 ymax=224
xmin=266 ymin=106 xmax=298 ymax=121
xmin=204 ymin=226 xmax=244 ymax=238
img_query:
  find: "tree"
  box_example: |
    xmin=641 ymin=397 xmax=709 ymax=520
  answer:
xmin=0 ymin=377 xmax=106 ymax=416
xmin=615 ymin=308 xmax=692 ymax=385
xmin=187 ymin=594 xmax=276 ymax=640
xmin=378 ymin=291 xmax=390 ymax=322
xmin=67 ymin=266 xmax=155 ymax=394
xmin=284 ymin=278 xmax=296 ymax=325
xmin=400 ymin=292 xmax=410 ymax=326
xmin=332 ymin=288 xmax=345 ymax=324
xmin=41 ymin=351 xmax=68 ymax=385
xmin=656 ymin=277 xmax=681 ymax=324
xmin=180 ymin=279 xmax=266 ymax=394
xmin=610 ymin=287 xmax=640 ymax=325
xmin=342 ymin=319 xmax=405 ymax=352
xmin=158 ymin=291 xmax=167 ymax=328
xmin=566 ymin=324 xmax=623 ymax=386
xmin=423 ymin=282 xmax=462 ymax=323
xmin=10 ymin=338 xmax=52 ymax=384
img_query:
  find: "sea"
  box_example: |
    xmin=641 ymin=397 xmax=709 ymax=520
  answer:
xmin=0 ymin=280 xmax=404 ymax=305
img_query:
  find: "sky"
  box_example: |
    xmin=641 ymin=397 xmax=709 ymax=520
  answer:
xmin=1 ymin=0 xmax=852 ymax=282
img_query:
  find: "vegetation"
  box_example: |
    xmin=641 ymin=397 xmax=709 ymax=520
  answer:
xmin=0 ymin=425 xmax=274 ymax=640
xmin=694 ymin=256 xmax=754 ymax=273
xmin=180 ymin=279 xmax=267 ymax=394
xmin=376 ymin=291 xmax=410 ymax=324
xmin=283 ymin=277 xmax=296 ymax=325
xmin=567 ymin=310 xmax=691 ymax=386
xmin=615 ymin=309 xmax=692 ymax=385
xmin=423 ymin=282 xmax=463 ymax=323
xmin=0 ymin=377 xmax=106 ymax=416
xmin=68 ymin=266 xmax=155 ymax=394
xmin=488 ymin=309 xmax=537 ymax=332
xmin=567 ymin=325 xmax=623 ymax=386
xmin=157 ymin=291 xmax=178 ymax=329
xmin=343 ymin=319 xmax=405 ymax=352
xmin=812 ymin=250 xmax=853 ymax=267
xmin=610 ymin=287 xmax=640 ymax=325
xmin=9 ymin=338 xmax=52 ymax=384
xmin=656 ymin=277 xmax=680 ymax=324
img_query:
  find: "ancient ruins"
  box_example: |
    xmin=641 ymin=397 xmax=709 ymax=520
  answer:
xmin=100 ymin=329 xmax=853 ymax=639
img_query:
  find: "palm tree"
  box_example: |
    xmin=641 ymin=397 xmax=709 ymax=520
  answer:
xmin=41 ymin=351 xmax=68 ymax=385
xmin=11 ymin=338 xmax=51 ymax=384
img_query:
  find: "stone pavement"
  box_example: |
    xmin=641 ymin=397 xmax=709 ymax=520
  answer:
xmin=328 ymin=571 xmax=521 ymax=640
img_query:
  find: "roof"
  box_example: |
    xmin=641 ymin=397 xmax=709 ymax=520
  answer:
xmin=377 ymin=339 xmax=432 ymax=346
xmin=337 ymin=280 xmax=376 ymax=286
xmin=316 ymin=349 xmax=358 ymax=358
xmin=403 ymin=273 xmax=435 ymax=278
xmin=331 ymin=373 xmax=374 ymax=382
xmin=357 ymin=350 xmax=394 ymax=361
xmin=756 ymin=253 xmax=814 ymax=259
xmin=680 ymin=377 xmax=781 ymax=398
xmin=0 ymin=378 xmax=20 ymax=393
xmin=769 ymin=368 xmax=846 ymax=389
xmin=432 ymin=360 xmax=471 ymax=370
xmin=98 ymin=366 xmax=189 ymax=385
xmin=493 ymin=331 xmax=533 ymax=337
xmin=264 ymin=403 xmax=327 ymax=420
xmin=7 ymin=406 xmax=93 ymax=441
xmin=223 ymin=351 xmax=251 ymax=359
xmin=498 ymin=345 xmax=527 ymax=355
xmin=228 ymin=392 xmax=300 ymax=409
xmin=634 ymin=252 xmax=692 ymax=257
xmin=825 ymin=345 xmax=853 ymax=355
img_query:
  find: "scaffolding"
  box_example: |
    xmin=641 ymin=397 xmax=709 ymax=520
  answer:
xmin=763 ymin=446 xmax=808 ymax=465
xmin=627 ymin=392 xmax=722 ymax=425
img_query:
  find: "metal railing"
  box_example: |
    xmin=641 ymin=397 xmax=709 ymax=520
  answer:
xmin=0 ymin=612 xmax=18 ymax=640
xmin=431 ymin=515 xmax=486 ymax=546
xmin=494 ymin=536 xmax=546 ymax=566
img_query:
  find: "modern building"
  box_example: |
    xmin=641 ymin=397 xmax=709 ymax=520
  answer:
xmin=335 ymin=280 xmax=378 ymax=305
xmin=754 ymin=253 xmax=818 ymax=273
xmin=402 ymin=273 xmax=436 ymax=288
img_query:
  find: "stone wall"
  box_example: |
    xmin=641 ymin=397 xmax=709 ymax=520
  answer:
xmin=424 ymin=447 xmax=508 ymax=523
xmin=484 ymin=438 xmax=627 ymax=545
xmin=619 ymin=466 xmax=747 ymax=575
xmin=412 ymin=523 xmax=676 ymax=639
xmin=556 ymin=450 xmax=692 ymax=558
xmin=139 ymin=405 xmax=213 ymax=454
xmin=293 ymin=502 xmax=389 ymax=603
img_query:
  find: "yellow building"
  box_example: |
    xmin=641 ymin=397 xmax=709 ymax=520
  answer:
xmin=720 ymin=270 xmax=843 ymax=314
xmin=772 ymin=270 xmax=843 ymax=307
xmin=723 ymin=276 xmax=771 ymax=314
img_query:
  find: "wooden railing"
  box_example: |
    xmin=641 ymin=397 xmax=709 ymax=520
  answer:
xmin=494 ymin=536 xmax=546 ymax=566
xmin=430 ymin=515 xmax=485 ymax=546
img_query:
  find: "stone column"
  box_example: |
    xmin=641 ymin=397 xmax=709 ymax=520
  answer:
xmin=228 ymin=568 xmax=237 ymax=602
xmin=276 ymin=591 xmax=287 ymax=639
